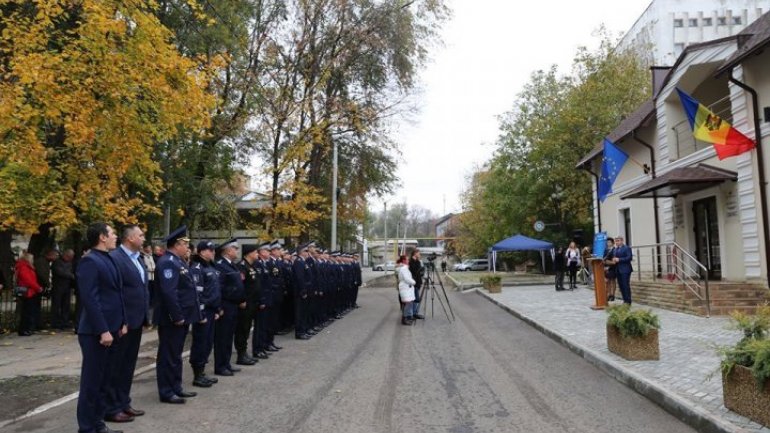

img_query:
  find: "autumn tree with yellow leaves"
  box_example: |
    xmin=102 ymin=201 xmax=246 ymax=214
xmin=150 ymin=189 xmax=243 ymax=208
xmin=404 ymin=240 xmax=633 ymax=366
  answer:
xmin=0 ymin=0 xmax=214 ymax=256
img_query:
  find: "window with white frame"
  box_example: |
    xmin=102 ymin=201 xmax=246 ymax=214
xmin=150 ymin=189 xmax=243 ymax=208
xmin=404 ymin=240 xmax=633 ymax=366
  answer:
xmin=674 ymin=18 xmax=684 ymax=27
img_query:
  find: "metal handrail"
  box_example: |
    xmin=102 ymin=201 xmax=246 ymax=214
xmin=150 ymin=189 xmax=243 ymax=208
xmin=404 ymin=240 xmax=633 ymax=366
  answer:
xmin=629 ymin=242 xmax=711 ymax=317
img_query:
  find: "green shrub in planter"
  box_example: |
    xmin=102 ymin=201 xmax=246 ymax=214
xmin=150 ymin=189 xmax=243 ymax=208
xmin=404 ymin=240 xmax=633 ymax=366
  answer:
xmin=606 ymin=304 xmax=660 ymax=338
xmin=480 ymin=275 xmax=502 ymax=293
xmin=720 ymin=306 xmax=770 ymax=386
xmin=719 ymin=306 xmax=770 ymax=427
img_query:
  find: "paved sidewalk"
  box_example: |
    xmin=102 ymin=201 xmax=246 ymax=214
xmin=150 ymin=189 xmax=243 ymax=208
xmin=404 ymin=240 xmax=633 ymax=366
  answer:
xmin=478 ymin=285 xmax=770 ymax=433
xmin=0 ymin=328 xmax=159 ymax=380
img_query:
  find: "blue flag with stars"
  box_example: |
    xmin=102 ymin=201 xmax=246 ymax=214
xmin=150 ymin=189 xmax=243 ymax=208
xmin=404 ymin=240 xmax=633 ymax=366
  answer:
xmin=598 ymin=138 xmax=628 ymax=202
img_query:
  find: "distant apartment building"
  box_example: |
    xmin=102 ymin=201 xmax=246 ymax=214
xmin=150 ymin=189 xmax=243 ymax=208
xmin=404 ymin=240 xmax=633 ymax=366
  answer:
xmin=618 ymin=0 xmax=770 ymax=65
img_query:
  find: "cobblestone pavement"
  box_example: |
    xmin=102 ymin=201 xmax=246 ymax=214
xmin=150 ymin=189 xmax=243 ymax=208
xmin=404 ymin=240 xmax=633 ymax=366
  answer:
xmin=482 ymin=285 xmax=770 ymax=433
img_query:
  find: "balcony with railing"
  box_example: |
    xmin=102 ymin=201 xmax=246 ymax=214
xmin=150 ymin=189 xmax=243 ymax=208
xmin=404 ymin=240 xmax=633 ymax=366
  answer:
xmin=670 ymin=94 xmax=733 ymax=160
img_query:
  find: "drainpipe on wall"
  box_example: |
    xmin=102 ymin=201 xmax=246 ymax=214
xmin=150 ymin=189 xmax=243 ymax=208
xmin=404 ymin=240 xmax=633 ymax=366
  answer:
xmin=585 ymin=166 xmax=602 ymax=232
xmin=632 ymin=131 xmax=662 ymax=275
xmin=728 ymin=71 xmax=770 ymax=286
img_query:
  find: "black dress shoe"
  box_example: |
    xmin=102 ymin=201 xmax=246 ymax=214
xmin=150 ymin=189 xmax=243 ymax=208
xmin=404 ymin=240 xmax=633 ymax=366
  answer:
xmin=18 ymin=331 xmax=32 ymax=336
xmin=123 ymin=407 xmax=145 ymax=417
xmin=265 ymin=346 xmax=279 ymax=352
xmin=269 ymin=344 xmax=282 ymax=350
xmin=253 ymin=351 xmax=269 ymax=360
xmin=192 ymin=376 xmax=212 ymax=387
xmin=176 ymin=390 xmax=197 ymax=398
xmin=236 ymin=355 xmax=256 ymax=365
xmin=160 ymin=395 xmax=186 ymax=404
xmin=296 ymin=334 xmax=311 ymax=340
xmin=104 ymin=412 xmax=134 ymax=423
xmin=203 ymin=375 xmax=218 ymax=384
xmin=228 ymin=366 xmax=241 ymax=373
xmin=97 ymin=427 xmax=124 ymax=433
xmin=214 ymin=369 xmax=234 ymax=376
xmin=414 ymin=314 xmax=425 ymax=320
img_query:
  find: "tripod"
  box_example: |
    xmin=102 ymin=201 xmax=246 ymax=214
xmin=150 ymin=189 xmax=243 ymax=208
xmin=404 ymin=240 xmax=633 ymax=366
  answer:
xmin=418 ymin=263 xmax=455 ymax=322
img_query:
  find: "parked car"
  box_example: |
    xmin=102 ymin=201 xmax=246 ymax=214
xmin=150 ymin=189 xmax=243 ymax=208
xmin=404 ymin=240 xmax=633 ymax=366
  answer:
xmin=453 ymin=259 xmax=489 ymax=271
xmin=373 ymin=261 xmax=396 ymax=271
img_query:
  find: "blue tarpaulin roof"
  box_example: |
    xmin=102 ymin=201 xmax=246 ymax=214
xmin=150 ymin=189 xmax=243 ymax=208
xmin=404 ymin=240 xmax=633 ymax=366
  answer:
xmin=490 ymin=234 xmax=553 ymax=251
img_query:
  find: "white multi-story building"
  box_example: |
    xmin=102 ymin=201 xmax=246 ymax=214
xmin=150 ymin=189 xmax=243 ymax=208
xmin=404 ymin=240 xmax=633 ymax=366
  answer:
xmin=619 ymin=0 xmax=770 ymax=65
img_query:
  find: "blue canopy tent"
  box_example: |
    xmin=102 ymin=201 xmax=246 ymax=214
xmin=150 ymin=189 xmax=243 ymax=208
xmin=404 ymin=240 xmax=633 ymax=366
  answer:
xmin=489 ymin=234 xmax=554 ymax=273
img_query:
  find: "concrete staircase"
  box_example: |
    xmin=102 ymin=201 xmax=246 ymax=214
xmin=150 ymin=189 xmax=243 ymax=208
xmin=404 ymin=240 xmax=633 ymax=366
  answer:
xmin=632 ymin=280 xmax=770 ymax=316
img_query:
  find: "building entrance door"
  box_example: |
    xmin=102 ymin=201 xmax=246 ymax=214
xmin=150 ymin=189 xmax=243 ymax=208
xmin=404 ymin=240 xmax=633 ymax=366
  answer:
xmin=692 ymin=197 xmax=721 ymax=280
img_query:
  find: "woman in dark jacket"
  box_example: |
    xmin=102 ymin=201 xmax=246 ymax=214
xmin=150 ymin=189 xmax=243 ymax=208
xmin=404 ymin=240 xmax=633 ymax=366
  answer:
xmin=16 ymin=253 xmax=43 ymax=336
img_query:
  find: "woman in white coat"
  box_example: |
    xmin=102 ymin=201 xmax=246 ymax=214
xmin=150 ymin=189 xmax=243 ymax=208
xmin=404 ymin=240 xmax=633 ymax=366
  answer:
xmin=396 ymin=255 xmax=416 ymax=325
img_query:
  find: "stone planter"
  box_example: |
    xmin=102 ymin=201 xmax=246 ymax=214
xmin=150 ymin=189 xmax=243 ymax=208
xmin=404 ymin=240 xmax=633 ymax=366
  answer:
xmin=483 ymin=282 xmax=501 ymax=293
xmin=606 ymin=324 xmax=659 ymax=360
xmin=723 ymin=364 xmax=770 ymax=427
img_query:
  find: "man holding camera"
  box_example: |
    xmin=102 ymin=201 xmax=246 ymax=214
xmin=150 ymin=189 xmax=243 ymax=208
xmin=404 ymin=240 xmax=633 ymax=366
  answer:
xmin=408 ymin=249 xmax=425 ymax=320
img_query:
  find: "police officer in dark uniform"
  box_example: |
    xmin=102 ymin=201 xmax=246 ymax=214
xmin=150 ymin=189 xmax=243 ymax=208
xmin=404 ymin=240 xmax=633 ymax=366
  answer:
xmin=292 ymin=243 xmax=312 ymax=340
xmin=252 ymin=242 xmax=276 ymax=358
xmin=189 ymin=240 xmax=222 ymax=387
xmin=213 ymin=239 xmax=244 ymax=376
xmin=279 ymin=249 xmax=295 ymax=332
xmin=266 ymin=242 xmax=285 ymax=351
xmin=154 ymin=225 xmax=201 ymax=404
xmin=352 ymin=253 xmax=362 ymax=309
xmin=235 ymin=244 xmax=260 ymax=365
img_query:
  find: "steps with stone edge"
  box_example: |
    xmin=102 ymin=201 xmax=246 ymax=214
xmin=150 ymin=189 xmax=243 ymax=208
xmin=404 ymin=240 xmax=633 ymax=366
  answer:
xmin=629 ymin=280 xmax=769 ymax=316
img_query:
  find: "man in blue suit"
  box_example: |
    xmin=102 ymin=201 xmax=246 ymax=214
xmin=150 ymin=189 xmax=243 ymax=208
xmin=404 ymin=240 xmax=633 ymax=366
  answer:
xmin=613 ymin=236 xmax=634 ymax=305
xmin=104 ymin=225 xmax=149 ymax=423
xmin=76 ymin=222 xmax=126 ymax=433
xmin=154 ymin=225 xmax=201 ymax=404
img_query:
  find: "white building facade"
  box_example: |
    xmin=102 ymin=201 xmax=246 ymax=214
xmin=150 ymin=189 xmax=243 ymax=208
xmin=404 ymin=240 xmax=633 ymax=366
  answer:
xmin=619 ymin=0 xmax=770 ymax=65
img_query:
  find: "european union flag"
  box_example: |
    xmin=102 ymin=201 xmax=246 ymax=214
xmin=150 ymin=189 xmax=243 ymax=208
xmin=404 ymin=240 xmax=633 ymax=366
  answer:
xmin=597 ymin=139 xmax=628 ymax=202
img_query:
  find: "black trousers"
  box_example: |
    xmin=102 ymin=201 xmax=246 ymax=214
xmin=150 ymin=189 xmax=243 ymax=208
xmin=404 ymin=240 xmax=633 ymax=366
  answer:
xmin=156 ymin=324 xmax=189 ymax=399
xmin=255 ymin=306 xmax=271 ymax=353
xmin=214 ymin=301 xmax=238 ymax=373
xmin=234 ymin=305 xmax=255 ymax=355
xmin=190 ymin=309 xmax=215 ymax=368
xmin=17 ymin=294 xmax=41 ymax=334
xmin=77 ymin=333 xmax=115 ymax=433
xmin=568 ymin=263 xmax=578 ymax=287
xmin=105 ymin=327 xmax=142 ymax=416
xmin=294 ymin=295 xmax=308 ymax=337
xmin=50 ymin=286 xmax=72 ymax=327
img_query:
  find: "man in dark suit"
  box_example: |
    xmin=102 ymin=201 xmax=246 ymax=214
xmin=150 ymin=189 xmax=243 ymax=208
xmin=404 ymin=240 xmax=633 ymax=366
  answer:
xmin=153 ymin=226 xmax=201 ymax=404
xmin=104 ymin=225 xmax=149 ymax=423
xmin=213 ymin=239 xmax=244 ymax=376
xmin=76 ymin=222 xmax=126 ymax=433
xmin=613 ymin=236 xmax=634 ymax=305
xmin=253 ymin=242 xmax=275 ymax=359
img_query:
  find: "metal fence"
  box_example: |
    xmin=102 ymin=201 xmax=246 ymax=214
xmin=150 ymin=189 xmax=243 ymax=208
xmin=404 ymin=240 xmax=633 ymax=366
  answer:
xmin=0 ymin=289 xmax=75 ymax=333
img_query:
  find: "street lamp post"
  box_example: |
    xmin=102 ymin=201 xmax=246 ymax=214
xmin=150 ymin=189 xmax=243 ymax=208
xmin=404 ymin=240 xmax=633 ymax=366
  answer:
xmin=331 ymin=140 xmax=339 ymax=251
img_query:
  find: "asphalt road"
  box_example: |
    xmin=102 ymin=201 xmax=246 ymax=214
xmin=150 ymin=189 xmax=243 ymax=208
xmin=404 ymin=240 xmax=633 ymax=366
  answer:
xmin=8 ymin=281 xmax=696 ymax=433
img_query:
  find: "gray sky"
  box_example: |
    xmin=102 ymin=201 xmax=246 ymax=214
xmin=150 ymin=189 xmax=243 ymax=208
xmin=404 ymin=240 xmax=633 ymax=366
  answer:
xmin=373 ymin=0 xmax=652 ymax=217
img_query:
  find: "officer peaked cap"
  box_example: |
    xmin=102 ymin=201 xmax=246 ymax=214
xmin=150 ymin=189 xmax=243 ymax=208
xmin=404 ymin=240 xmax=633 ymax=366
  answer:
xmin=218 ymin=238 xmax=238 ymax=252
xmin=241 ymin=244 xmax=258 ymax=255
xmin=257 ymin=241 xmax=271 ymax=251
xmin=270 ymin=241 xmax=283 ymax=250
xmin=164 ymin=225 xmax=190 ymax=247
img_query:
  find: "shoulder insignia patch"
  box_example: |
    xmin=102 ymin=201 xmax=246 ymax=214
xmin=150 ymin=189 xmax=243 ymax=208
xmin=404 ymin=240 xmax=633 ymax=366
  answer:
xmin=164 ymin=269 xmax=173 ymax=279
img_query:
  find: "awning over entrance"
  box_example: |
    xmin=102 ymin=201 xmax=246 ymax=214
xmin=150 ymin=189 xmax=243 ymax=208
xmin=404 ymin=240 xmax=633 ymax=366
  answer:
xmin=621 ymin=164 xmax=737 ymax=199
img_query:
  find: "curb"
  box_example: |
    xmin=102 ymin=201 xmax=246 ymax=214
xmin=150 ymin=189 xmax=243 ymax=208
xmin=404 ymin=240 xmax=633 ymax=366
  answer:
xmin=0 ymin=349 xmax=190 ymax=429
xmin=475 ymin=289 xmax=742 ymax=433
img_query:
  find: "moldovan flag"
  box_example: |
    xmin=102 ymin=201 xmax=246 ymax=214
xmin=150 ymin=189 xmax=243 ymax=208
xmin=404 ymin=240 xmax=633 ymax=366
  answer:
xmin=676 ymin=88 xmax=755 ymax=160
